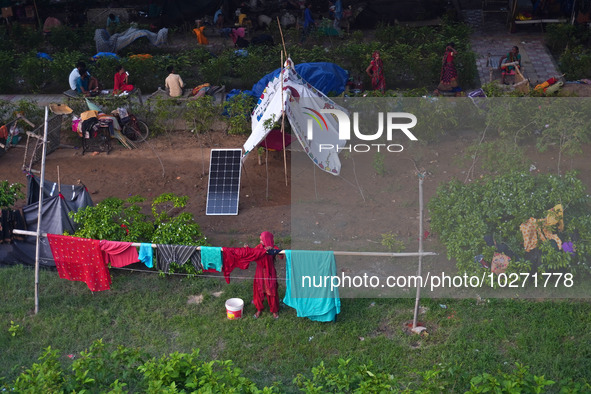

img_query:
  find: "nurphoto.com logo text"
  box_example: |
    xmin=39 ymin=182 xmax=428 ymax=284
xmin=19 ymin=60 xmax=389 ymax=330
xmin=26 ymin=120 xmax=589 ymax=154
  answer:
xmin=304 ymin=108 xmax=418 ymax=152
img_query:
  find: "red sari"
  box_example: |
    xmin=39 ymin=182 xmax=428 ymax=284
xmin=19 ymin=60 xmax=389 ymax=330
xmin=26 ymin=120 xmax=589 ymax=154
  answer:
xmin=369 ymin=51 xmax=385 ymax=93
xmin=437 ymin=50 xmax=458 ymax=91
xmin=113 ymin=71 xmax=134 ymax=94
xmin=253 ymin=231 xmax=281 ymax=313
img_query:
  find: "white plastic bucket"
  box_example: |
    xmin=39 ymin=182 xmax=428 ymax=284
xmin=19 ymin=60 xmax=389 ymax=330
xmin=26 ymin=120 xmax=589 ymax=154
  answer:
xmin=225 ymin=298 xmax=244 ymax=320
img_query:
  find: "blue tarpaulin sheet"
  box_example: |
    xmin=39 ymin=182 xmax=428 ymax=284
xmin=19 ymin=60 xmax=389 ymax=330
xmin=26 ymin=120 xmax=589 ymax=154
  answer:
xmin=251 ymin=62 xmax=348 ymax=99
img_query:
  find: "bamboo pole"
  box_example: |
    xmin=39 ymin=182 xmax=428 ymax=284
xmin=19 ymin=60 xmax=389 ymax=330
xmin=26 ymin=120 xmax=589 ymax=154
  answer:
xmin=14 ymin=229 xmax=438 ymax=258
xmin=33 ymin=106 xmax=49 ymax=315
xmin=412 ymin=175 xmax=424 ymax=329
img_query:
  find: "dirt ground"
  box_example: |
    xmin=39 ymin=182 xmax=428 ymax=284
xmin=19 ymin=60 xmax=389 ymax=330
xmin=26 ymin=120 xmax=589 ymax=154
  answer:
xmin=2 ymin=110 xmax=590 ymax=259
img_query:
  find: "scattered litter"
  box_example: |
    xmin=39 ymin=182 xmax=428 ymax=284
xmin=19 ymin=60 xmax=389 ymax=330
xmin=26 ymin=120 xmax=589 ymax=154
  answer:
xmin=529 ymin=164 xmax=537 ymax=172
xmin=187 ymin=294 xmax=204 ymax=304
xmin=212 ymin=291 xmax=223 ymax=298
xmin=308 ymin=336 xmax=314 ymax=341
xmin=369 ymin=302 xmax=375 ymax=307
xmin=359 ymin=336 xmax=365 ymax=341
xmin=313 ymin=241 xmax=321 ymax=244
xmin=439 ymin=304 xmax=447 ymax=309
xmin=66 ymin=354 xmax=75 ymax=359
xmin=418 ymin=306 xmax=428 ymax=314
xmin=176 ymin=176 xmax=181 ymax=180
xmin=411 ymin=326 xmax=427 ymax=335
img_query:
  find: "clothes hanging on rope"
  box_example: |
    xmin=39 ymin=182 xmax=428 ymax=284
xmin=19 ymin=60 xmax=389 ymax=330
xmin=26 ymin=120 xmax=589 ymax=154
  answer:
xmin=156 ymin=244 xmax=202 ymax=273
xmin=201 ymin=246 xmax=222 ymax=272
xmin=221 ymin=247 xmax=268 ymax=283
xmin=47 ymin=234 xmax=111 ymax=292
xmin=99 ymin=240 xmax=139 ymax=268
xmin=138 ymin=243 xmax=154 ymax=268
xmin=283 ymin=250 xmax=341 ymax=322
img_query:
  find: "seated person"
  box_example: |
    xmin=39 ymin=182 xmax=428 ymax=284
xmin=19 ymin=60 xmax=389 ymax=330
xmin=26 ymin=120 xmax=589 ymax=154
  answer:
xmin=164 ymin=65 xmax=184 ymax=97
xmin=76 ymin=70 xmax=99 ymax=97
xmin=499 ymin=46 xmax=522 ymax=85
xmin=113 ymin=65 xmax=134 ymax=95
xmin=68 ymin=61 xmax=100 ymax=92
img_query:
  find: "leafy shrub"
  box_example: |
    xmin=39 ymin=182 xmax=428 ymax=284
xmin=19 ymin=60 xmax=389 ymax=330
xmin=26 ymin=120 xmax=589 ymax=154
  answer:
xmin=70 ymin=195 xmax=152 ymax=242
xmin=0 ymin=181 xmax=25 ymax=210
xmin=17 ymin=51 xmax=51 ymax=92
xmin=184 ymin=95 xmax=218 ymax=134
xmin=0 ymin=51 xmax=16 ymax=92
xmin=11 ymin=347 xmax=64 ymax=392
xmin=467 ymin=363 xmax=555 ymax=393
xmin=7 ymin=343 xmax=588 ymax=393
xmin=225 ymin=92 xmax=256 ymax=135
xmin=429 ymin=171 xmax=591 ymax=276
xmin=70 ymin=193 xmax=208 ymax=274
xmin=559 ymin=46 xmax=591 ymax=81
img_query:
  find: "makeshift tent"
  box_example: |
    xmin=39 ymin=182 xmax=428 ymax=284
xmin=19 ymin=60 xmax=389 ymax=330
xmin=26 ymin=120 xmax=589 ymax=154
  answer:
xmin=95 ymin=27 xmax=168 ymax=53
xmin=11 ymin=175 xmax=93 ymax=267
xmin=244 ymin=59 xmax=347 ymax=176
xmin=251 ymin=62 xmax=348 ymax=100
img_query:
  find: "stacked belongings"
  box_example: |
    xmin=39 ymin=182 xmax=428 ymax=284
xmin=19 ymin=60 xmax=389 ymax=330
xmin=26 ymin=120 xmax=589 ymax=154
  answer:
xmin=534 ymin=77 xmax=564 ymax=95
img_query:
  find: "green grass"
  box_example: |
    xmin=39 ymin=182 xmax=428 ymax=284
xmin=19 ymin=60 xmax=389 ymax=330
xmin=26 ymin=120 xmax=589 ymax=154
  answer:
xmin=1 ymin=265 xmax=591 ymax=391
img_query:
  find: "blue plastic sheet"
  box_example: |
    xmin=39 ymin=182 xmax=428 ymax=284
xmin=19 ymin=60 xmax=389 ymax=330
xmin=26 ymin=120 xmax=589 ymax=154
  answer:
xmin=251 ymin=62 xmax=348 ymax=99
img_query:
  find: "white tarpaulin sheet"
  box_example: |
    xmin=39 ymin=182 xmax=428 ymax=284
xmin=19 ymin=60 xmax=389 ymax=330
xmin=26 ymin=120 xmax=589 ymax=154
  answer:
xmin=244 ymin=59 xmax=346 ymax=176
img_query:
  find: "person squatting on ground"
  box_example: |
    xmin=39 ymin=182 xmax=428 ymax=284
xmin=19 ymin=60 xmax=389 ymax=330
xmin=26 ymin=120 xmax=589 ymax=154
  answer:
xmin=249 ymin=231 xmax=282 ymax=319
xmin=113 ymin=65 xmax=134 ymax=95
xmin=165 ymin=65 xmax=184 ymax=97
xmin=366 ymin=50 xmax=385 ymax=93
xmin=500 ymin=46 xmax=521 ymax=85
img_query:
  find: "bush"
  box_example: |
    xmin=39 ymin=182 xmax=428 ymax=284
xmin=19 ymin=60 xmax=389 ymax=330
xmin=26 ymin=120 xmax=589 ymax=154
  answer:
xmin=429 ymin=171 xmax=591 ymax=277
xmin=225 ymin=92 xmax=256 ymax=135
xmin=70 ymin=193 xmax=208 ymax=274
xmin=0 ymin=181 xmax=25 ymax=210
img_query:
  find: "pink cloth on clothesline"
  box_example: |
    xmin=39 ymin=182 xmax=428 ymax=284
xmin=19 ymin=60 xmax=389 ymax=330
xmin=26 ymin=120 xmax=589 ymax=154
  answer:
xmin=100 ymin=240 xmax=139 ymax=268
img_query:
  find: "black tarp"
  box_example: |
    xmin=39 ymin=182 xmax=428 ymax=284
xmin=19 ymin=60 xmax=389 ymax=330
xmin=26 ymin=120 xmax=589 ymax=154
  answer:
xmin=8 ymin=175 xmax=94 ymax=267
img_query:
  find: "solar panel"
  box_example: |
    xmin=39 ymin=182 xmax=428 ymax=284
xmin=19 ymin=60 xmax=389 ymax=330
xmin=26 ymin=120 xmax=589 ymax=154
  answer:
xmin=206 ymin=149 xmax=242 ymax=215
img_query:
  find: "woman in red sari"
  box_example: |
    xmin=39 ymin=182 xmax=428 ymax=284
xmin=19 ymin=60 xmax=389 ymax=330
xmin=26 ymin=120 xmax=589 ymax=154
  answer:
xmin=436 ymin=42 xmax=459 ymax=94
xmin=366 ymin=50 xmax=385 ymax=93
xmin=253 ymin=231 xmax=281 ymax=319
xmin=113 ymin=65 xmax=134 ymax=95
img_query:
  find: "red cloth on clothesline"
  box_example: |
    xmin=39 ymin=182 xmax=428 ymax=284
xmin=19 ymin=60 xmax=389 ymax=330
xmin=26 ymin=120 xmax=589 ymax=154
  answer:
xmin=222 ymin=247 xmax=268 ymax=283
xmin=100 ymin=240 xmax=139 ymax=268
xmin=47 ymin=234 xmax=111 ymax=291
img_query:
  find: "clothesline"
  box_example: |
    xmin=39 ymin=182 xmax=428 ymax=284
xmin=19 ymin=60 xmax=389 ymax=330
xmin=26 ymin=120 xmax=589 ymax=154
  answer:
xmin=112 ymin=265 xmax=289 ymax=281
xmin=13 ymin=230 xmax=437 ymax=258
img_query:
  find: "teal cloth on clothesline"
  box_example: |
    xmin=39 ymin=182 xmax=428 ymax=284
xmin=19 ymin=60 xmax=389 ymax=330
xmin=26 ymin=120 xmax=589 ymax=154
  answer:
xmin=283 ymin=250 xmax=341 ymax=322
xmin=138 ymin=243 xmax=153 ymax=268
xmin=201 ymin=246 xmax=222 ymax=272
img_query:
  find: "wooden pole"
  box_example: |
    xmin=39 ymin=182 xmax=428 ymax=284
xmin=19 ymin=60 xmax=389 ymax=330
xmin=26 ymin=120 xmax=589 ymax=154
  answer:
xmin=34 ymin=106 xmax=49 ymax=315
xmin=57 ymin=165 xmax=60 ymax=193
xmin=32 ymin=0 xmax=42 ymax=30
xmin=412 ymin=175 xmax=424 ymax=329
xmin=280 ymin=51 xmax=288 ymax=186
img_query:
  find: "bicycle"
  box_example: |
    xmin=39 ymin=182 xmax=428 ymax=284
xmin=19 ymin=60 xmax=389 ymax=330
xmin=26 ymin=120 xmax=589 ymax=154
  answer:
xmin=111 ymin=108 xmax=149 ymax=143
xmin=121 ymin=114 xmax=149 ymax=143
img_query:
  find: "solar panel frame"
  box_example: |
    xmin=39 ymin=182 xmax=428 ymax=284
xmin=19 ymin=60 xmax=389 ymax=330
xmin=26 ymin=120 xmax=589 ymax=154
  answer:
xmin=206 ymin=149 xmax=242 ymax=215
